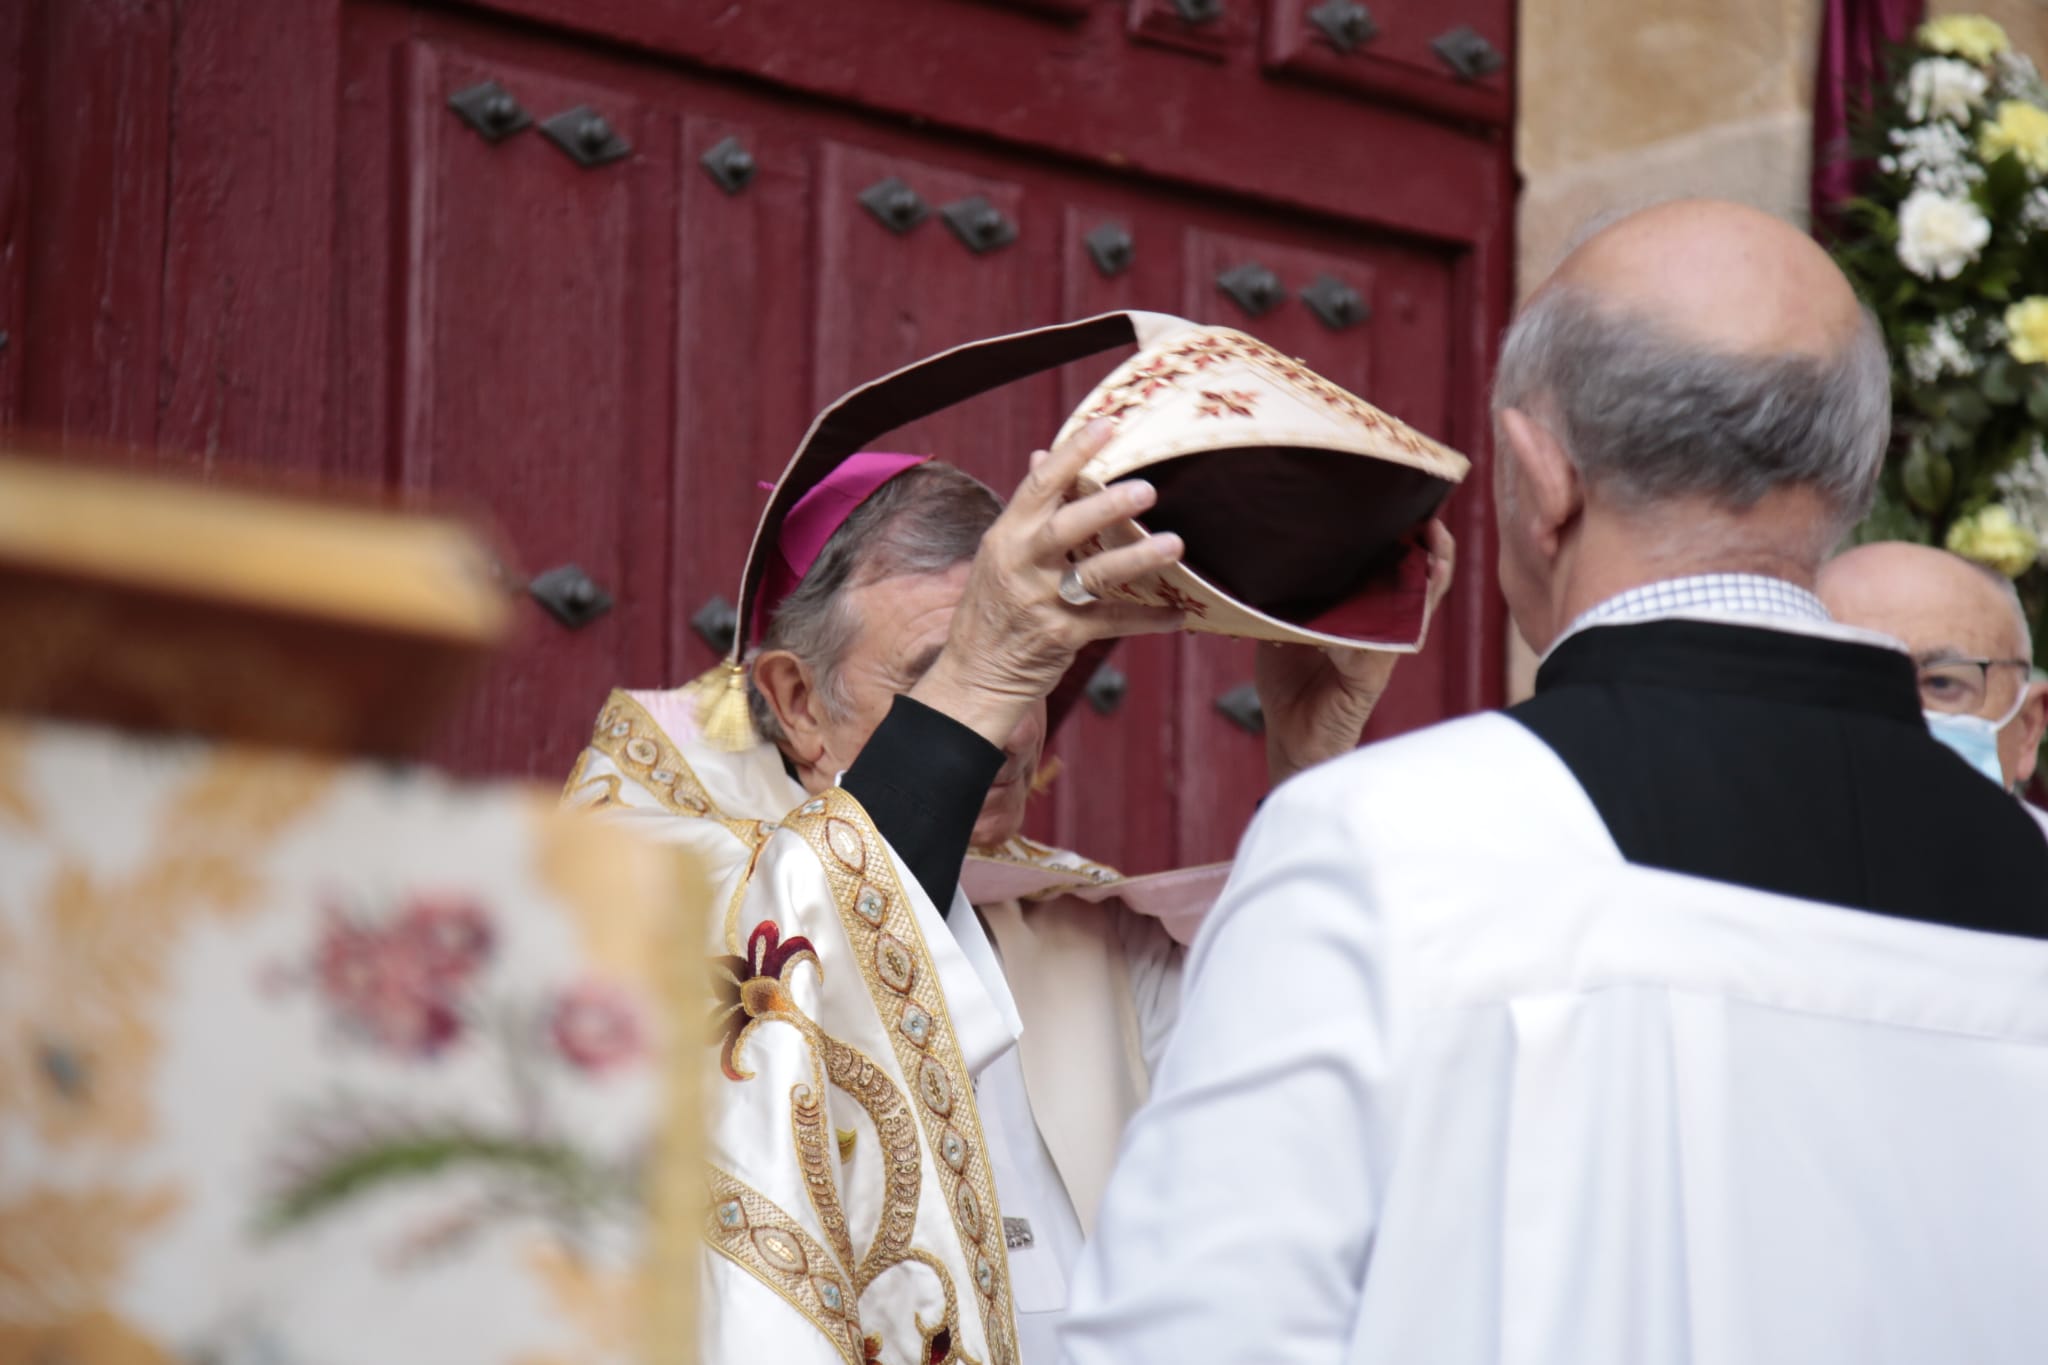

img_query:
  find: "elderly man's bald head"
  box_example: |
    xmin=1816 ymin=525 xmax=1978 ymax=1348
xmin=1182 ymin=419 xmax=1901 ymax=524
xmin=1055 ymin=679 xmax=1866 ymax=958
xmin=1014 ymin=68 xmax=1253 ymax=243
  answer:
xmin=1494 ymin=198 xmax=1891 ymax=550
xmin=1819 ymin=540 xmax=2045 ymax=791
xmin=1547 ymin=200 xmax=1869 ymax=364
xmin=1820 ymin=541 xmax=2031 ymax=659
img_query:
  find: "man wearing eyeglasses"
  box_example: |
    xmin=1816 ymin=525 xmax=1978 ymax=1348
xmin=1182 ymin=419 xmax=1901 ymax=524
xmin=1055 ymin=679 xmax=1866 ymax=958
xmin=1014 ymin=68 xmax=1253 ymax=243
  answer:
xmin=1819 ymin=540 xmax=2048 ymax=811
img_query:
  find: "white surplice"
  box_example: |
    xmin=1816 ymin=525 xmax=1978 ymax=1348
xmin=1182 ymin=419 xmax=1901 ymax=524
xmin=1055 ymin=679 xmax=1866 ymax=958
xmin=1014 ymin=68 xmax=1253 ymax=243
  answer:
xmin=1060 ymin=710 xmax=2048 ymax=1365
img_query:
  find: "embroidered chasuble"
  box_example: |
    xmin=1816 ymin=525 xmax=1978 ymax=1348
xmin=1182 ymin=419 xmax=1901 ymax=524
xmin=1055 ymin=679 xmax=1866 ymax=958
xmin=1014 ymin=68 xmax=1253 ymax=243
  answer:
xmin=567 ymin=685 xmax=1211 ymax=1365
xmin=566 ymin=687 xmax=1022 ymax=1365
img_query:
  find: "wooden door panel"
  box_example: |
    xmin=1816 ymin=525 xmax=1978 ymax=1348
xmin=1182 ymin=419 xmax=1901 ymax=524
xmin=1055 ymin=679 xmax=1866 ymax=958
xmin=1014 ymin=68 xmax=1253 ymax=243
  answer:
xmin=1175 ymin=227 xmax=1385 ymax=865
xmin=381 ymin=34 xmax=676 ymax=776
xmin=1353 ymin=0 xmax=1512 ymax=85
xmin=1181 ymin=226 xmax=1379 ymax=364
xmin=672 ymin=112 xmax=819 ymax=680
xmin=1124 ymin=0 xmax=1245 ymax=62
xmin=1022 ymin=202 xmax=1193 ymax=871
xmin=1263 ymin=0 xmax=1513 ymax=125
xmin=1174 ymin=634 xmax=1266 ymax=864
xmin=811 ymin=141 xmax=1057 ymax=497
xmin=16 ymin=0 xmax=173 ymax=454
xmin=35 ymin=0 xmax=1509 ymax=868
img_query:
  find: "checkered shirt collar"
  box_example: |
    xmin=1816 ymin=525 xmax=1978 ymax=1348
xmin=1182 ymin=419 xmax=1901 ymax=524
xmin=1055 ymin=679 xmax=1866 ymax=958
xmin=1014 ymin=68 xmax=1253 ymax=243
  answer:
xmin=1547 ymin=574 xmax=1833 ymax=659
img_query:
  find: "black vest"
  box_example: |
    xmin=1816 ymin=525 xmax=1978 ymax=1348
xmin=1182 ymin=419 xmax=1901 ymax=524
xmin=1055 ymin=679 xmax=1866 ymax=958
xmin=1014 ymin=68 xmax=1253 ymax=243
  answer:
xmin=1510 ymin=619 xmax=2048 ymax=939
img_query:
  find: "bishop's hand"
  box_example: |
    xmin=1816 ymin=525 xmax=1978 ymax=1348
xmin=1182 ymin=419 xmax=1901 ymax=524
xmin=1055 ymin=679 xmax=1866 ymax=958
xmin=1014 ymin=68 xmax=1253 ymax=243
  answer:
xmin=910 ymin=419 xmax=1187 ymax=750
xmin=1255 ymin=518 xmax=1456 ymax=787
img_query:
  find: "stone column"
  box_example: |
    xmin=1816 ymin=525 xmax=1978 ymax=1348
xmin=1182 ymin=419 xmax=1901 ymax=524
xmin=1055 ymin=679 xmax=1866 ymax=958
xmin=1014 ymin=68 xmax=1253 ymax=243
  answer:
xmin=1509 ymin=0 xmax=1820 ymax=695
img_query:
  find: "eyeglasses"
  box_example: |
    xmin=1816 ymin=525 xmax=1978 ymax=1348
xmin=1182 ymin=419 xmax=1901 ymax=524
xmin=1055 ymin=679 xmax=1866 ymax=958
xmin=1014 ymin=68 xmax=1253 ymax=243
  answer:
xmin=1915 ymin=656 xmax=2033 ymax=720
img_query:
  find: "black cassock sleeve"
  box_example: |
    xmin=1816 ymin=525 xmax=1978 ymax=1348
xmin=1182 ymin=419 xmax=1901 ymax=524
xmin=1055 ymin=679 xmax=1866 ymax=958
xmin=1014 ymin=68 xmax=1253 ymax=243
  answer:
xmin=841 ymin=694 xmax=1005 ymax=913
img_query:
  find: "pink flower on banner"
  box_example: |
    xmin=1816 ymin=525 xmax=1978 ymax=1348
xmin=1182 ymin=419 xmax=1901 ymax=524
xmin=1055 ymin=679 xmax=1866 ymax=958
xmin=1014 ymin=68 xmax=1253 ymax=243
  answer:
xmin=312 ymin=894 xmax=495 ymax=1058
xmin=549 ymin=981 xmax=646 ymax=1074
xmin=394 ymin=896 xmax=495 ymax=985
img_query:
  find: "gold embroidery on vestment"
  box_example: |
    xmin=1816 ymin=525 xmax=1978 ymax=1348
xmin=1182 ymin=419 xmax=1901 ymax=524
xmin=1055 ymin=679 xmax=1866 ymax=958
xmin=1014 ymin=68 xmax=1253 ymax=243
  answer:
xmin=704 ymin=1165 xmax=866 ymax=1365
xmin=580 ymin=691 xmax=752 ymax=843
xmin=789 ymin=790 xmax=1021 ymax=1365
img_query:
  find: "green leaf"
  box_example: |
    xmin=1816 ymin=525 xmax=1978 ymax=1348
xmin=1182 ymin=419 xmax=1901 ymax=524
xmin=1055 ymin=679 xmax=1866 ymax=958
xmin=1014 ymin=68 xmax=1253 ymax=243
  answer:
xmin=1851 ymin=483 xmax=1932 ymax=546
xmin=1946 ymin=387 xmax=1993 ymax=432
xmin=2030 ymin=372 xmax=2048 ymax=425
xmin=1902 ymin=440 xmax=1956 ymax=514
xmin=1982 ymin=355 xmax=2021 ymax=405
xmin=1981 ymin=150 xmax=2031 ymax=217
xmin=259 ymin=1131 xmax=628 ymax=1235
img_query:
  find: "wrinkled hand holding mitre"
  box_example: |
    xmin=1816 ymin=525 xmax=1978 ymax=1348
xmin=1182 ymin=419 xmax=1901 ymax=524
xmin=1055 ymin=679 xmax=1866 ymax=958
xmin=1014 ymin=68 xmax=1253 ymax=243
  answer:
xmin=923 ymin=317 xmax=1469 ymax=778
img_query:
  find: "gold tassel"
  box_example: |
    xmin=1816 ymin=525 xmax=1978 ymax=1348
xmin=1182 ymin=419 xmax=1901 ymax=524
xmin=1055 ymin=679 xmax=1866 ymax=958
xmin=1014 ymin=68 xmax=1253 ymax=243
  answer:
xmin=695 ymin=659 xmax=757 ymax=751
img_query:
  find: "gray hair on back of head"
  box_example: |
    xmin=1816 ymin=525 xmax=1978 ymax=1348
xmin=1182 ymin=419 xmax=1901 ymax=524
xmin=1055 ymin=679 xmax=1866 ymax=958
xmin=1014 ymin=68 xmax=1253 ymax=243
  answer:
xmin=746 ymin=462 xmax=1003 ymax=744
xmin=1490 ymin=284 xmax=1892 ymax=549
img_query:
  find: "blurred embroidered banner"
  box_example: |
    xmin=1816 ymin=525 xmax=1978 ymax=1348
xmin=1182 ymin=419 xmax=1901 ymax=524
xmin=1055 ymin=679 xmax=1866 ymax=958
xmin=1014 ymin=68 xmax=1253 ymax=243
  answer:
xmin=0 ymin=451 xmax=703 ymax=1365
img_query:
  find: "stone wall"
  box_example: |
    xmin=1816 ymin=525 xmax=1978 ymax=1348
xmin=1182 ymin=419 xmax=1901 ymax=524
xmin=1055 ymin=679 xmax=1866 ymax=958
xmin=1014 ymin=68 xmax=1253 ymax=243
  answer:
xmin=1504 ymin=0 xmax=2048 ymax=696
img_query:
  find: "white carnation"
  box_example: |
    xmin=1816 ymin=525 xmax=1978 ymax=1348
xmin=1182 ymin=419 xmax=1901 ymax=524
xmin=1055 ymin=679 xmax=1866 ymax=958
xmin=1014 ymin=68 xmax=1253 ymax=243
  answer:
xmin=1903 ymin=57 xmax=1990 ymax=124
xmin=1896 ymin=188 xmax=1993 ymax=279
xmin=1906 ymin=313 xmax=1979 ymax=384
xmin=1885 ymin=122 xmax=1985 ymax=196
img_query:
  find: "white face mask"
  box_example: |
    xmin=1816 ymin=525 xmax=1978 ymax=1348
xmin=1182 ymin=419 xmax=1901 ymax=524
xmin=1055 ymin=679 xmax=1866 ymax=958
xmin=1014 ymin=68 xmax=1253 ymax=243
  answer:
xmin=1923 ymin=690 xmax=2028 ymax=790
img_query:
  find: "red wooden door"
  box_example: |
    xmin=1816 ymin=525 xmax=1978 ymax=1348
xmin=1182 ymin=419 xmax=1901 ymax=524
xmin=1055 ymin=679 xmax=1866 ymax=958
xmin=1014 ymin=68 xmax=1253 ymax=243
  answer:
xmin=338 ymin=23 xmax=679 ymax=777
xmin=3 ymin=0 xmax=1515 ymax=874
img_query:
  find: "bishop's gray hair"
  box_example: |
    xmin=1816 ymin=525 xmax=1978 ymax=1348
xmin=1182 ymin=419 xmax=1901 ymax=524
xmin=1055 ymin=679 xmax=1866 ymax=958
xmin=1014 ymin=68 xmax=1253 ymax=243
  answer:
xmin=1491 ymin=285 xmax=1892 ymax=547
xmin=747 ymin=462 xmax=1003 ymax=744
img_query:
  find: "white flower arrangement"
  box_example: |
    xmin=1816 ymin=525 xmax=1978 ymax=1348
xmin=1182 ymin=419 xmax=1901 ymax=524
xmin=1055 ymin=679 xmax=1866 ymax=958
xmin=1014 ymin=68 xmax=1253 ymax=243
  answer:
xmin=2023 ymin=187 xmax=2048 ymax=235
xmin=1880 ymin=121 xmax=1986 ymax=196
xmin=1894 ymin=187 xmax=1995 ymax=277
xmin=1903 ymin=56 xmax=1990 ymax=124
xmin=1993 ymin=436 xmax=2048 ymax=563
xmin=1994 ymin=50 xmax=2048 ymax=104
xmin=1833 ymin=12 xmax=2048 ymax=681
xmin=1907 ymin=312 xmax=1981 ymax=384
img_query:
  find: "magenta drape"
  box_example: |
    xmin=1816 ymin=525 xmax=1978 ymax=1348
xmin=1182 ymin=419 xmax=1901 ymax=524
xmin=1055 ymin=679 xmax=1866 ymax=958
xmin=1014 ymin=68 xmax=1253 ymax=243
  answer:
xmin=1811 ymin=0 xmax=1926 ymax=238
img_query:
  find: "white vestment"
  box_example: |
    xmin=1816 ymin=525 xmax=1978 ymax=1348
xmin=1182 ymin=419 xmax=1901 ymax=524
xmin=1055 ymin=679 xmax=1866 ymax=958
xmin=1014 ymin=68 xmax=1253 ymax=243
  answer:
xmin=1061 ymin=711 xmax=2048 ymax=1365
xmin=565 ymin=689 xmax=1199 ymax=1365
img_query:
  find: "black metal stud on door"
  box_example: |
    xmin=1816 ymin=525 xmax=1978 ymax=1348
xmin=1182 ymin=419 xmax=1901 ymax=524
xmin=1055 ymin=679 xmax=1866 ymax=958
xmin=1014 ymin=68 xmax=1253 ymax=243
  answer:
xmin=448 ymin=81 xmax=533 ymax=142
xmin=1432 ymin=25 xmax=1504 ymax=80
xmin=692 ymin=597 xmax=741 ymax=655
xmin=1085 ymin=663 xmax=1129 ymax=717
xmin=1217 ymin=261 xmax=1283 ymax=318
xmin=940 ymin=195 xmax=1018 ymax=254
xmin=859 ymin=177 xmax=929 ymax=234
xmin=1174 ymin=0 xmax=1224 ymax=23
xmin=1301 ymin=274 xmax=1369 ymax=331
xmin=530 ymin=564 xmax=613 ymax=629
xmin=1308 ymin=0 xmax=1377 ymax=53
xmin=700 ymin=136 xmax=758 ymax=195
xmin=540 ymin=106 xmax=632 ymax=168
xmin=1215 ymin=683 xmax=1265 ymax=735
xmin=1084 ymin=222 xmax=1135 ymax=277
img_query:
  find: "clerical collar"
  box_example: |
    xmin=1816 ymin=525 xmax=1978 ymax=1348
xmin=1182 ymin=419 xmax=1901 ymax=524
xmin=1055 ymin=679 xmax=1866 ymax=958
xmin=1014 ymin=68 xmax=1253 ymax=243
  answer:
xmin=1543 ymin=573 xmax=1833 ymax=663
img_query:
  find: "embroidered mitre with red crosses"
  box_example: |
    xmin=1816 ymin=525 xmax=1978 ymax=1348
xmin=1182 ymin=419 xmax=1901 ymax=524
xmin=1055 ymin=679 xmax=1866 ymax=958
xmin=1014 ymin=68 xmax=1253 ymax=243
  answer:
xmin=1059 ymin=319 xmax=1468 ymax=654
